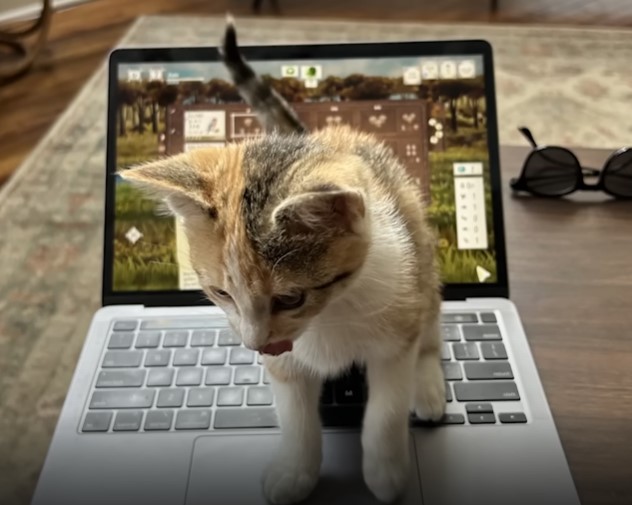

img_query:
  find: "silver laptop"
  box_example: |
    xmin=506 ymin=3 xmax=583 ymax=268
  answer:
xmin=32 ymin=40 xmax=581 ymax=505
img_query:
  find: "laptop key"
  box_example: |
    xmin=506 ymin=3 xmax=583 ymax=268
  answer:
xmin=441 ymin=325 xmax=461 ymax=341
xmin=147 ymin=368 xmax=174 ymax=387
xmin=96 ymin=370 xmax=145 ymax=388
xmin=175 ymin=410 xmax=211 ymax=430
xmin=217 ymin=387 xmax=244 ymax=406
xmin=321 ymin=382 xmax=333 ymax=404
xmin=82 ymin=412 xmax=113 ymax=432
xmin=468 ymin=413 xmax=496 ymax=424
xmin=90 ymin=390 xmax=155 ymax=409
xmin=108 ymin=332 xmax=134 ymax=349
xmin=442 ymin=313 xmax=478 ymax=324
xmin=144 ymin=410 xmax=173 ymax=431
xmin=214 ymin=408 xmax=278 ymax=429
xmin=466 ymin=403 xmax=493 ymax=414
xmin=480 ymin=342 xmax=508 ymax=360
xmin=335 ymin=379 xmax=365 ymax=405
xmin=230 ymin=348 xmax=255 ymax=365
xmin=113 ymin=411 xmax=142 ymax=431
xmin=157 ymin=389 xmax=185 ymax=408
xmin=217 ymin=328 xmax=241 ymax=346
xmin=464 ymin=362 xmax=513 ymax=380
xmin=113 ymin=320 xmax=138 ymax=331
xmin=480 ymin=312 xmax=497 ymax=323
xmin=442 ymin=414 xmax=465 ymax=424
xmin=144 ymin=350 xmax=171 ymax=367
xmin=163 ymin=331 xmax=188 ymax=347
xmin=191 ymin=330 xmax=216 ymax=347
xmin=140 ymin=318 xmax=227 ymax=330
xmin=441 ymin=362 xmax=463 ymax=381
xmin=173 ymin=349 xmax=199 ymax=366
xmin=441 ymin=342 xmax=451 ymax=361
xmin=201 ymin=348 xmax=227 ymax=365
xmin=205 ymin=367 xmax=231 ymax=385
xmin=453 ymin=343 xmax=479 ymax=360
xmin=462 ymin=324 xmax=502 ymax=341
xmin=135 ymin=331 xmax=161 ymax=348
xmin=263 ymin=369 xmax=271 ymax=384
xmin=412 ymin=413 xmax=463 ymax=426
xmin=187 ymin=388 xmax=215 ymax=407
xmin=454 ymin=382 xmax=520 ymax=401
xmin=499 ymin=413 xmax=527 ymax=424
xmin=320 ymin=406 xmax=365 ymax=427
xmin=234 ymin=366 xmax=261 ymax=385
xmin=446 ymin=382 xmax=453 ymax=402
xmin=247 ymin=386 xmax=274 ymax=406
xmin=176 ymin=368 xmax=203 ymax=386
xmin=102 ymin=351 xmax=142 ymax=368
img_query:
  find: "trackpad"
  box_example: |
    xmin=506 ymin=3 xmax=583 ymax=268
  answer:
xmin=186 ymin=432 xmax=422 ymax=505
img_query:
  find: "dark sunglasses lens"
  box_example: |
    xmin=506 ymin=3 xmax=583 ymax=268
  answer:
xmin=603 ymin=149 xmax=632 ymax=197
xmin=523 ymin=148 xmax=580 ymax=196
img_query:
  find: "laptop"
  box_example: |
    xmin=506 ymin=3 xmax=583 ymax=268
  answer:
xmin=31 ymin=39 xmax=581 ymax=505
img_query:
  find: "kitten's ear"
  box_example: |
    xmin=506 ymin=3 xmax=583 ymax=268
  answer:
xmin=120 ymin=152 xmax=216 ymax=218
xmin=272 ymin=185 xmax=366 ymax=235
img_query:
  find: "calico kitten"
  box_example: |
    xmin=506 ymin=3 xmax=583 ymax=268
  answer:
xmin=122 ymin=21 xmax=445 ymax=505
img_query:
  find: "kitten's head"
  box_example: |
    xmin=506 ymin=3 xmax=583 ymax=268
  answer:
xmin=122 ymin=136 xmax=370 ymax=354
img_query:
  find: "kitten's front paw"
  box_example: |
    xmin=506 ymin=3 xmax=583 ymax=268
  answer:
xmin=262 ymin=458 xmax=319 ymax=505
xmin=363 ymin=448 xmax=410 ymax=503
xmin=414 ymin=354 xmax=446 ymax=422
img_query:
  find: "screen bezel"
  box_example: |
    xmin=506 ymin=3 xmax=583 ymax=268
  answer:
xmin=103 ymin=40 xmax=509 ymax=307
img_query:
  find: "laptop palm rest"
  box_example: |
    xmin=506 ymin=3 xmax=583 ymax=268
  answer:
xmin=186 ymin=432 xmax=423 ymax=505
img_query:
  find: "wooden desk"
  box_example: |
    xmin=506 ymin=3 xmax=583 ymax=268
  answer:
xmin=499 ymin=146 xmax=632 ymax=505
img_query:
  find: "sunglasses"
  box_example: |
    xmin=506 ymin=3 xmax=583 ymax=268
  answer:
xmin=510 ymin=127 xmax=632 ymax=199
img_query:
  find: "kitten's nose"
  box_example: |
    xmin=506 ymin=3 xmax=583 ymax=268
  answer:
xmin=239 ymin=322 xmax=270 ymax=351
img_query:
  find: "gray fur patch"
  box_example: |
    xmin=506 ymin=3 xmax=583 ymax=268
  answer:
xmin=240 ymin=134 xmax=330 ymax=268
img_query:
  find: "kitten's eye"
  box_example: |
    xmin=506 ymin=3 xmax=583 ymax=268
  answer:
xmin=272 ymin=292 xmax=306 ymax=312
xmin=210 ymin=287 xmax=232 ymax=300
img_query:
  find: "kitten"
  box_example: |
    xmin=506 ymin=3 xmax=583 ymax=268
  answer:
xmin=122 ymin=21 xmax=445 ymax=505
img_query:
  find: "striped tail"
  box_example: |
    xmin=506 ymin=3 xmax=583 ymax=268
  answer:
xmin=219 ymin=18 xmax=307 ymax=135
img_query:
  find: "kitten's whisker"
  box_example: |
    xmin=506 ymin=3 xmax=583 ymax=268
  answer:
xmin=356 ymin=275 xmax=403 ymax=289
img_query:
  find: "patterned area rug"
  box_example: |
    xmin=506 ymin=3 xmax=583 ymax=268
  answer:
xmin=1 ymin=15 xmax=631 ymax=505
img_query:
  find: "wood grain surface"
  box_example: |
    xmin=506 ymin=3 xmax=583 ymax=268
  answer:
xmin=2 ymin=0 xmax=632 ymax=186
xmin=501 ymin=146 xmax=632 ymax=505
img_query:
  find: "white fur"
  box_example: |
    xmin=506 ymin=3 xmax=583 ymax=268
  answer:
xmin=264 ymin=374 xmax=322 ymax=505
xmin=293 ymin=198 xmax=416 ymax=373
xmin=264 ymin=198 xmax=445 ymax=503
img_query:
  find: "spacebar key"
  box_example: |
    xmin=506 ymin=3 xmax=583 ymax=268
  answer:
xmin=454 ymin=381 xmax=520 ymax=401
xmin=214 ymin=408 xmax=278 ymax=429
xmin=140 ymin=318 xmax=226 ymax=330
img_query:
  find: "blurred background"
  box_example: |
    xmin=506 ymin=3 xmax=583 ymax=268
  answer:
xmin=1 ymin=0 xmax=631 ymax=189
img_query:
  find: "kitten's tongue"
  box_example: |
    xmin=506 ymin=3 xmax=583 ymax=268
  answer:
xmin=260 ymin=340 xmax=293 ymax=356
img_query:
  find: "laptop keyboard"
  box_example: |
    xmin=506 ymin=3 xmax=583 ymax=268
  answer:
xmin=80 ymin=312 xmax=526 ymax=433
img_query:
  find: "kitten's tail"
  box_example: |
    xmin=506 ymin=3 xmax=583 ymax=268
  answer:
xmin=219 ymin=16 xmax=307 ymax=135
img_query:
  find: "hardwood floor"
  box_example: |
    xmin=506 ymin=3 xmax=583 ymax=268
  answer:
xmin=1 ymin=0 xmax=631 ymax=187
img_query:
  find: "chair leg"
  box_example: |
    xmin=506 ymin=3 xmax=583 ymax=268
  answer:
xmin=490 ymin=0 xmax=499 ymax=13
xmin=0 ymin=0 xmax=52 ymax=82
xmin=252 ymin=0 xmax=263 ymax=14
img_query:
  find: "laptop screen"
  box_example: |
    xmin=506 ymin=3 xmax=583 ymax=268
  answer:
xmin=108 ymin=48 xmax=504 ymax=299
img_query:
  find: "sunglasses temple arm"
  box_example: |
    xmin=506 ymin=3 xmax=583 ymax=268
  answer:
xmin=518 ymin=126 xmax=538 ymax=148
